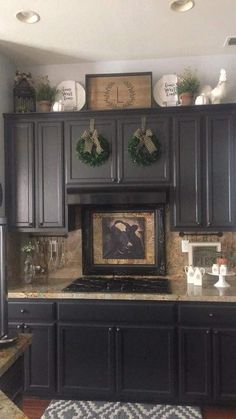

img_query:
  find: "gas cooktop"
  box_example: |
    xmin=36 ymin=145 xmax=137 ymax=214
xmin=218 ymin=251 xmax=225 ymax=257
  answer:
xmin=62 ymin=277 xmax=171 ymax=294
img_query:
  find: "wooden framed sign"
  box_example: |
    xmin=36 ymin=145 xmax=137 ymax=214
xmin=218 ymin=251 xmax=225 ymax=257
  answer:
xmin=85 ymin=72 xmax=152 ymax=110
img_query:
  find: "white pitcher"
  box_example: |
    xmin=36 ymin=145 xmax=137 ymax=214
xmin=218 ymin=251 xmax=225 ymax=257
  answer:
xmin=194 ymin=267 xmax=206 ymax=286
xmin=184 ymin=265 xmax=195 ymax=284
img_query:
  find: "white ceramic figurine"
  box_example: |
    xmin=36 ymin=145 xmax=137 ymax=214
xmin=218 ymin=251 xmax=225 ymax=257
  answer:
xmin=198 ymin=69 xmax=227 ymax=105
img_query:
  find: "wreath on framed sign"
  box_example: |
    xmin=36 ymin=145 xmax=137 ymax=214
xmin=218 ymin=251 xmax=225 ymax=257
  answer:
xmin=76 ymin=129 xmax=110 ymax=167
xmin=128 ymin=128 xmax=161 ymax=167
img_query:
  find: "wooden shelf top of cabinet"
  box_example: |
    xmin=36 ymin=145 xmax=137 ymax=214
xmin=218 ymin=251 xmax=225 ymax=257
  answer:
xmin=3 ymin=102 xmax=236 ymax=120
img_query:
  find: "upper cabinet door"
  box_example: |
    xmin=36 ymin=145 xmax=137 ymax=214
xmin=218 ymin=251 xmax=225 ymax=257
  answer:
xmin=65 ymin=118 xmax=117 ymax=186
xmin=171 ymin=115 xmax=202 ymax=229
xmin=6 ymin=121 xmax=35 ymax=228
xmin=117 ymin=116 xmax=170 ymax=185
xmin=37 ymin=121 xmax=65 ymax=228
xmin=205 ymin=113 xmax=235 ymax=229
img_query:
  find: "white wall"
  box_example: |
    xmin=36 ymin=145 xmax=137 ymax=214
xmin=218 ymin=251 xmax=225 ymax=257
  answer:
xmin=0 ymin=54 xmax=15 ymax=217
xmin=24 ymin=53 xmax=236 ymax=102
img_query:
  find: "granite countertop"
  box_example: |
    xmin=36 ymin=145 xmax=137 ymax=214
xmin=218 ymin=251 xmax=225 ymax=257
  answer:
xmin=0 ymin=390 xmax=28 ymax=418
xmin=0 ymin=333 xmax=32 ymax=378
xmin=0 ymin=334 xmax=32 ymax=419
xmin=7 ymin=275 xmax=236 ymax=302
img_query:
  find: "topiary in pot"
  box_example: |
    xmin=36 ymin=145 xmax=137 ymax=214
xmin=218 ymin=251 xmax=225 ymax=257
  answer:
xmin=177 ymin=68 xmax=200 ymax=106
xmin=34 ymin=76 xmax=59 ymax=112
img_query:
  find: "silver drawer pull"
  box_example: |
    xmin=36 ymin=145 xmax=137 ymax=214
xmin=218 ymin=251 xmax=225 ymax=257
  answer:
xmin=208 ymin=313 xmax=214 ymax=317
xmin=20 ymin=309 xmax=25 ymax=313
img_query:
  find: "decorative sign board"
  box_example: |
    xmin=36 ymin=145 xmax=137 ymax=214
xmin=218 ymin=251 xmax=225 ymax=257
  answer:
xmin=86 ymin=72 xmax=152 ymax=110
xmin=188 ymin=242 xmax=221 ymax=268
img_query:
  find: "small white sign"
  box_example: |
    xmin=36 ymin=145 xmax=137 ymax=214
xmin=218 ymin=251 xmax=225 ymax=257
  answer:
xmin=57 ymin=80 xmax=77 ymax=110
xmin=153 ymin=74 xmax=178 ymax=107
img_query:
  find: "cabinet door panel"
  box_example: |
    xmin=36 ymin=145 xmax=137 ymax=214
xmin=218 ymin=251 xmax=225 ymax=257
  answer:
xmin=213 ymin=328 xmax=236 ymax=402
xmin=171 ymin=116 xmax=202 ymax=228
xmin=7 ymin=122 xmax=35 ymax=228
xmin=65 ymin=119 xmax=116 ymax=185
xmin=117 ymin=116 xmax=170 ymax=184
xmin=116 ymin=326 xmax=176 ymax=402
xmin=179 ymin=326 xmax=211 ymax=403
xmin=205 ymin=114 xmax=235 ymax=228
xmin=24 ymin=323 xmax=56 ymax=395
xmin=58 ymin=324 xmax=115 ymax=398
xmin=37 ymin=121 xmax=65 ymax=228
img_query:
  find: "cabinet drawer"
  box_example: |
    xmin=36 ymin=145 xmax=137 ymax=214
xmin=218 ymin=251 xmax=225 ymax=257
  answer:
xmin=178 ymin=303 xmax=236 ymax=327
xmin=8 ymin=301 xmax=55 ymax=321
xmin=58 ymin=301 xmax=176 ymax=324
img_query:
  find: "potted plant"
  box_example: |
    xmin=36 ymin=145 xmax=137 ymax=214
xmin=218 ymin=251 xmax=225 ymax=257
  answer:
xmin=177 ymin=68 xmax=200 ymax=106
xmin=34 ymin=76 xmax=59 ymax=112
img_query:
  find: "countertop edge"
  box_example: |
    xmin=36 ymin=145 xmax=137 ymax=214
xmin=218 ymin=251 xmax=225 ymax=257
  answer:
xmin=0 ymin=390 xmax=28 ymax=418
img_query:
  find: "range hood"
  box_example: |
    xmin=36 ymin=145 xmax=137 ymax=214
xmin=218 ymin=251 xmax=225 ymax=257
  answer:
xmin=67 ymin=190 xmax=167 ymax=206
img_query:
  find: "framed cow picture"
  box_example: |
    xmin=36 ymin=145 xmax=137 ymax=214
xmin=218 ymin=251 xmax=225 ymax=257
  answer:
xmin=82 ymin=206 xmax=166 ymax=276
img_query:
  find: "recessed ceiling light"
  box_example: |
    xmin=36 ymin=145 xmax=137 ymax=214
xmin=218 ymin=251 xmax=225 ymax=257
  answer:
xmin=170 ymin=0 xmax=195 ymax=12
xmin=224 ymin=36 xmax=236 ymax=46
xmin=16 ymin=10 xmax=40 ymax=24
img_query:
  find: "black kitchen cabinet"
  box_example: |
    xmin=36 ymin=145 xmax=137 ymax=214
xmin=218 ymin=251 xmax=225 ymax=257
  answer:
xmin=65 ymin=117 xmax=117 ymax=187
xmin=117 ymin=115 xmax=170 ymax=186
xmin=65 ymin=113 xmax=170 ymax=189
xmin=212 ymin=328 xmax=236 ymax=403
xmin=5 ymin=121 xmax=35 ymax=228
xmin=37 ymin=121 xmax=65 ymax=229
xmin=58 ymin=324 xmax=115 ymax=398
xmin=57 ymin=300 xmax=177 ymax=402
xmin=171 ymin=115 xmax=202 ymax=228
xmin=4 ymin=117 xmax=66 ymax=232
xmin=178 ymin=302 xmax=236 ymax=405
xmin=205 ymin=112 xmax=235 ymax=228
xmin=116 ymin=325 xmax=176 ymax=401
xmin=179 ymin=326 xmax=211 ymax=403
xmin=171 ymin=110 xmax=236 ymax=230
xmin=8 ymin=301 xmax=56 ymax=396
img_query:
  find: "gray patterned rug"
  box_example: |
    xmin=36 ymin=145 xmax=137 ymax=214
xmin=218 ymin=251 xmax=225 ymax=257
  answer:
xmin=41 ymin=400 xmax=202 ymax=419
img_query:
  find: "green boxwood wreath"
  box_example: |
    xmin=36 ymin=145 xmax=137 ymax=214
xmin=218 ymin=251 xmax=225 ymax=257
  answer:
xmin=128 ymin=134 xmax=161 ymax=166
xmin=76 ymin=135 xmax=110 ymax=167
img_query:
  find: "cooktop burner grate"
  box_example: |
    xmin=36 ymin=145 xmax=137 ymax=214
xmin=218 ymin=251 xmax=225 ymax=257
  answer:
xmin=62 ymin=277 xmax=171 ymax=294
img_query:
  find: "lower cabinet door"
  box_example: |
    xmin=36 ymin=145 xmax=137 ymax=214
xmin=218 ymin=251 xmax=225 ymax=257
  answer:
xmin=116 ymin=325 xmax=177 ymax=402
xmin=58 ymin=324 xmax=115 ymax=398
xmin=8 ymin=322 xmax=56 ymax=395
xmin=179 ymin=326 xmax=211 ymax=403
xmin=212 ymin=328 xmax=236 ymax=403
xmin=23 ymin=323 xmax=56 ymax=395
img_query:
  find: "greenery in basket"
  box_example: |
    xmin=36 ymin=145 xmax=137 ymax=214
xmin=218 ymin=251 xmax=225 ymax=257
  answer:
xmin=33 ymin=75 xmax=59 ymax=103
xmin=176 ymin=68 xmax=200 ymax=96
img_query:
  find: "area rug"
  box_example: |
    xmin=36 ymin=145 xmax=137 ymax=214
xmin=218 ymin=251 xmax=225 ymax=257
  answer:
xmin=41 ymin=400 xmax=202 ymax=419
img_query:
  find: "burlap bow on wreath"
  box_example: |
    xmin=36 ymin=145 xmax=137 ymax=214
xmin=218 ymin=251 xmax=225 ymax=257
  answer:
xmin=76 ymin=121 xmax=110 ymax=167
xmin=128 ymin=126 xmax=161 ymax=167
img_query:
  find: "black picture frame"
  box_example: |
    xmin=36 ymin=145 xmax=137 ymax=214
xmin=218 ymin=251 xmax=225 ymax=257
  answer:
xmin=82 ymin=205 xmax=166 ymax=276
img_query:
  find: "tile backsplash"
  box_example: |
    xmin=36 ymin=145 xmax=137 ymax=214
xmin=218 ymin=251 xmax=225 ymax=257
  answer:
xmin=7 ymin=207 xmax=236 ymax=283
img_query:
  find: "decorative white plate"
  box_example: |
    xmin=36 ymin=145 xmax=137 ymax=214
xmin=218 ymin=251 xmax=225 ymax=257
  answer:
xmin=153 ymin=74 xmax=178 ymax=107
xmin=56 ymin=80 xmax=86 ymax=111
